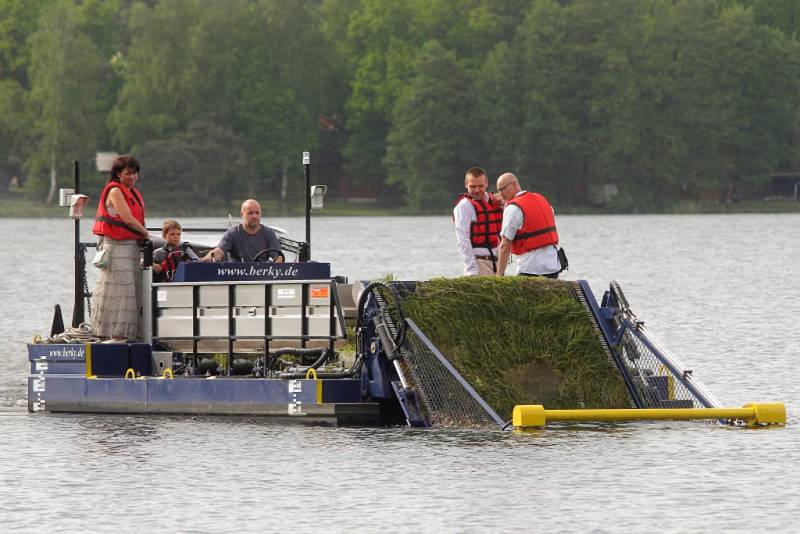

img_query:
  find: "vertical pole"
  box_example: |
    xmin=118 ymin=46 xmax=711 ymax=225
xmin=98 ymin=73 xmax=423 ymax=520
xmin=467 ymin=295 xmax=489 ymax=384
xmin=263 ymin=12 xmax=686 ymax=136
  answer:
xmin=72 ymin=160 xmax=85 ymax=327
xmin=303 ymin=151 xmax=311 ymax=259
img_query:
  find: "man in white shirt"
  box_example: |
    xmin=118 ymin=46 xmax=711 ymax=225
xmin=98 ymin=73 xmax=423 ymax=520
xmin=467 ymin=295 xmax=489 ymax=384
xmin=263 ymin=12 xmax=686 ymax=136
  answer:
xmin=495 ymin=173 xmax=561 ymax=278
xmin=453 ymin=167 xmax=504 ymax=275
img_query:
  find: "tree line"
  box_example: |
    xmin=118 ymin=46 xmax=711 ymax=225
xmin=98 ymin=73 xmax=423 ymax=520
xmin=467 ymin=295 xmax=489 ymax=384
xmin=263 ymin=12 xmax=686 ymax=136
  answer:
xmin=1 ymin=0 xmax=798 ymax=212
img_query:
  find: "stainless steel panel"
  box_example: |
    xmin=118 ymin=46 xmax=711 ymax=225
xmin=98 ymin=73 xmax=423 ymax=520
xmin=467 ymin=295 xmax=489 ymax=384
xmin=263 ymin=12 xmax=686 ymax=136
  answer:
xmin=151 ymin=351 xmax=174 ymax=376
xmin=157 ymin=317 xmax=193 ymax=337
xmin=235 ymin=285 xmax=266 ymax=306
xmin=155 ymin=286 xmax=193 ymax=308
xmin=199 ymin=285 xmax=228 ymax=307
xmin=158 ymin=308 xmax=191 ymax=317
xmin=270 ymin=306 xmax=302 ymax=316
xmin=198 ymin=307 xmax=229 ymax=316
xmin=309 ymin=316 xmax=343 ymax=337
xmin=272 ymin=284 xmax=302 ymax=306
xmin=234 ymin=306 xmax=266 ymax=337
xmin=271 ymin=315 xmax=302 ymax=337
xmin=308 ymin=283 xmax=331 ymax=305
xmin=306 ymin=305 xmax=333 ymax=316
xmin=198 ymin=316 xmax=228 ymax=337
xmin=235 ymin=317 xmax=265 ymax=337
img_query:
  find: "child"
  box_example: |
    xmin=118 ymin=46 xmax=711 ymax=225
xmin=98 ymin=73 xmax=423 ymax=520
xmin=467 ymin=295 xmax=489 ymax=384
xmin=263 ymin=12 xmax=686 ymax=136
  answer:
xmin=153 ymin=219 xmax=185 ymax=282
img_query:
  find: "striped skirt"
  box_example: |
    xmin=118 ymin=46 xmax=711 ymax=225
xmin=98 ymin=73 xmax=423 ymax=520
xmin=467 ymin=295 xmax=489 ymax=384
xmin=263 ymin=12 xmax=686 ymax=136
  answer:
xmin=91 ymin=238 xmax=141 ymax=340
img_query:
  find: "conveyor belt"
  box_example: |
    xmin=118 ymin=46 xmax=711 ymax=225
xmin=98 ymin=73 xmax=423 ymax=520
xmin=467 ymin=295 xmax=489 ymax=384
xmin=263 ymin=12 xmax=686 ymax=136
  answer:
xmin=573 ymin=281 xmax=643 ymax=408
xmin=371 ymin=282 xmax=502 ymax=428
xmin=368 ymin=279 xmax=718 ymax=429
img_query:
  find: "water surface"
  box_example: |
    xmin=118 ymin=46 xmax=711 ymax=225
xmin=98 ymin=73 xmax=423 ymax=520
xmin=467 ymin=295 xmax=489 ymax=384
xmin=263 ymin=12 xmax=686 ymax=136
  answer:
xmin=1 ymin=214 xmax=798 ymax=532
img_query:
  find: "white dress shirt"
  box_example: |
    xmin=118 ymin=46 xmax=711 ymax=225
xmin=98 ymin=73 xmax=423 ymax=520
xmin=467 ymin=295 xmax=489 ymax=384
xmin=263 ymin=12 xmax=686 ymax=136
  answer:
xmin=453 ymin=195 xmax=498 ymax=276
xmin=500 ymin=191 xmax=560 ymax=275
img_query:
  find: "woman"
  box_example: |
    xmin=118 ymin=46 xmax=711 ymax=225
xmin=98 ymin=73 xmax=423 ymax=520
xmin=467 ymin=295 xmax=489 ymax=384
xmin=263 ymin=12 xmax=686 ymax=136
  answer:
xmin=91 ymin=155 xmax=149 ymax=341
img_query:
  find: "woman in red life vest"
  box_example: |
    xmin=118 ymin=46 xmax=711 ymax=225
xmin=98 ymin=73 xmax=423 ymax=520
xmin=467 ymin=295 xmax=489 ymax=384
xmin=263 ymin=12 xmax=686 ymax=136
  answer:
xmin=90 ymin=155 xmax=149 ymax=341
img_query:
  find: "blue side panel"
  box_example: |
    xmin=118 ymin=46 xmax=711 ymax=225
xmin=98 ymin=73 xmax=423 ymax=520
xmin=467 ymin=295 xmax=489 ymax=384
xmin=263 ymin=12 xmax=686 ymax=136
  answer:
xmin=146 ymin=378 xmax=293 ymax=413
xmin=85 ymin=378 xmax=148 ymax=412
xmin=28 ymin=344 xmax=86 ymax=362
xmin=30 ymin=361 xmax=85 ymax=375
xmin=28 ymin=375 xmax=87 ymax=412
xmin=321 ymin=379 xmax=361 ymax=403
xmin=33 ymin=375 xmax=348 ymax=416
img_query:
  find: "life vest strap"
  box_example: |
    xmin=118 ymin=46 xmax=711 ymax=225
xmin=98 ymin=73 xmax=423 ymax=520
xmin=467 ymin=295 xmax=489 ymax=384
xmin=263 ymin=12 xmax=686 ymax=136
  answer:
xmin=513 ymin=226 xmax=557 ymax=241
xmin=95 ymin=215 xmax=139 ymax=234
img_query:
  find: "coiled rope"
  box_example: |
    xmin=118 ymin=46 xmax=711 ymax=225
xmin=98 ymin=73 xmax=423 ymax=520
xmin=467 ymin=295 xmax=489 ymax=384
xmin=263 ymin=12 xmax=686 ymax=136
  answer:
xmin=43 ymin=323 xmax=102 ymax=344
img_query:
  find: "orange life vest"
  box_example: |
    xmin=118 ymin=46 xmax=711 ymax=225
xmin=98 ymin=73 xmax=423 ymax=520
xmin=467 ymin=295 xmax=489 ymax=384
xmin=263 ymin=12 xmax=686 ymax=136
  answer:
xmin=454 ymin=194 xmax=503 ymax=249
xmin=92 ymin=181 xmax=145 ymax=240
xmin=506 ymin=191 xmax=558 ymax=255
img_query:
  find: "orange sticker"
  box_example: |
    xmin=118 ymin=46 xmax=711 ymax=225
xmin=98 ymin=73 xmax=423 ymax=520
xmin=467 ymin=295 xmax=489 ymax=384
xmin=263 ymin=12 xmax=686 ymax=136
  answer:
xmin=311 ymin=287 xmax=329 ymax=299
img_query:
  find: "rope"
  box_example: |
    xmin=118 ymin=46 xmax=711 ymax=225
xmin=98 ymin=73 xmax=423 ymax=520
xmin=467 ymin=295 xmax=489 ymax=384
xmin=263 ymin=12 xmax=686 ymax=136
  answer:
xmin=80 ymin=243 xmax=92 ymax=317
xmin=44 ymin=323 xmax=102 ymax=344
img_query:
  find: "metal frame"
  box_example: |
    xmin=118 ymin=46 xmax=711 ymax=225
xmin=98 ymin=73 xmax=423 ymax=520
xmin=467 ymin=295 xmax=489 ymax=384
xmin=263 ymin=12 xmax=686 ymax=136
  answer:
xmin=406 ymin=319 xmax=506 ymax=427
xmin=577 ymin=280 xmax=644 ymax=408
xmin=152 ymin=278 xmax=347 ymax=376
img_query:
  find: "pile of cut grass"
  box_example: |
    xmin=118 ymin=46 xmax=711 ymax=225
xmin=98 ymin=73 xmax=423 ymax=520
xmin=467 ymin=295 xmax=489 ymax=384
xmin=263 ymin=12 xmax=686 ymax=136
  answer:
xmin=401 ymin=277 xmax=630 ymax=419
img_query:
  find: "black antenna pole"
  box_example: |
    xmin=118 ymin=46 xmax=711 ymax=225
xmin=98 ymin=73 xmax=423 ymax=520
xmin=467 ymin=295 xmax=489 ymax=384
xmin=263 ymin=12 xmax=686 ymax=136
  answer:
xmin=303 ymin=151 xmax=311 ymax=258
xmin=72 ymin=160 xmax=85 ymax=327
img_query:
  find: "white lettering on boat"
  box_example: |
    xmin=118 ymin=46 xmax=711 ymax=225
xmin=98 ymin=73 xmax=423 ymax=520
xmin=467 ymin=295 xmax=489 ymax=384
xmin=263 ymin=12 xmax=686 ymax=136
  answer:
xmin=46 ymin=346 xmax=85 ymax=360
xmin=216 ymin=264 xmax=300 ymax=279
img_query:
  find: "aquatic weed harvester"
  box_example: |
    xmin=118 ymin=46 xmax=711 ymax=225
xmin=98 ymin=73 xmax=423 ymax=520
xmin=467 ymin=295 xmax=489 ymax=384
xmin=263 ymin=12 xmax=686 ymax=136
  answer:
xmin=27 ymin=154 xmax=785 ymax=430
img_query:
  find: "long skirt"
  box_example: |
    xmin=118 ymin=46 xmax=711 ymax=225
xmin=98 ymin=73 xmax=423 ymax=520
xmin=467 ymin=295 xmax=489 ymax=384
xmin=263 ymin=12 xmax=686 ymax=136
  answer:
xmin=91 ymin=238 xmax=141 ymax=340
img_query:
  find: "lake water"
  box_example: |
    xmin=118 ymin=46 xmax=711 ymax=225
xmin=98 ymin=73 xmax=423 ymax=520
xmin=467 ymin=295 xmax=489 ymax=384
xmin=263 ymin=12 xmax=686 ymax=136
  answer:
xmin=1 ymin=214 xmax=798 ymax=532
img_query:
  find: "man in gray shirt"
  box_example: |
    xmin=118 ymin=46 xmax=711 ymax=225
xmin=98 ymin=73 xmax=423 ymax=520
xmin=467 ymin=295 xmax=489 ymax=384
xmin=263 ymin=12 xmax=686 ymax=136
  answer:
xmin=202 ymin=199 xmax=284 ymax=262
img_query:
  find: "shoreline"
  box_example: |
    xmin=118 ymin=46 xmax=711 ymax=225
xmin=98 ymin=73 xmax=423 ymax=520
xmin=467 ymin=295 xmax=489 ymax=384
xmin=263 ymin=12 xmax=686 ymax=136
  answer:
xmin=2 ymin=195 xmax=800 ymax=218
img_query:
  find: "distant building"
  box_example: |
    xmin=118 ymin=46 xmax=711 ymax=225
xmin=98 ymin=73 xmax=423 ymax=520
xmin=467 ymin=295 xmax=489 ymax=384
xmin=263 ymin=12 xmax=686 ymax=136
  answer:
xmin=770 ymin=173 xmax=800 ymax=200
xmin=587 ymin=183 xmax=618 ymax=206
xmin=95 ymin=152 xmax=119 ymax=173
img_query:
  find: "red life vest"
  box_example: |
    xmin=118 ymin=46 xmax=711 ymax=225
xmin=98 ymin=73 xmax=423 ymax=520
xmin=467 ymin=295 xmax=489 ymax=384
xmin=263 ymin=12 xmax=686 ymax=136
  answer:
xmin=506 ymin=191 xmax=558 ymax=255
xmin=454 ymin=194 xmax=503 ymax=249
xmin=92 ymin=181 xmax=145 ymax=240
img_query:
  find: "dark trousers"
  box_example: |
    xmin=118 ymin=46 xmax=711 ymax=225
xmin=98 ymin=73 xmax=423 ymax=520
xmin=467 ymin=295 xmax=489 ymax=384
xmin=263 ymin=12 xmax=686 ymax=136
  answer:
xmin=519 ymin=272 xmax=559 ymax=279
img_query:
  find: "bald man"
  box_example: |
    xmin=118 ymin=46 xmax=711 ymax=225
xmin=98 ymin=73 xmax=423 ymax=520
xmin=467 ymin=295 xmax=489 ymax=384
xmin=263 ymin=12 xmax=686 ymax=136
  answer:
xmin=495 ymin=173 xmax=560 ymax=277
xmin=202 ymin=199 xmax=284 ymax=262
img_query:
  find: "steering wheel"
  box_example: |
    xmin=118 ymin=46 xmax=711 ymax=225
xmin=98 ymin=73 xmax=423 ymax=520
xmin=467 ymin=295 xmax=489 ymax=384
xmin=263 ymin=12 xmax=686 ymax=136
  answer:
xmin=252 ymin=248 xmax=284 ymax=263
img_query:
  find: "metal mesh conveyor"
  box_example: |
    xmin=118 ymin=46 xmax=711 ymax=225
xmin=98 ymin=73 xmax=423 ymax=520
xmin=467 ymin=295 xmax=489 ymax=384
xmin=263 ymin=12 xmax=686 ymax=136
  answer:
xmin=401 ymin=320 xmax=504 ymax=428
xmin=367 ymin=280 xmax=720 ymax=429
xmin=576 ymin=280 xmax=721 ymax=410
xmin=366 ymin=282 xmax=503 ymax=429
xmin=601 ymin=282 xmax=721 ymax=409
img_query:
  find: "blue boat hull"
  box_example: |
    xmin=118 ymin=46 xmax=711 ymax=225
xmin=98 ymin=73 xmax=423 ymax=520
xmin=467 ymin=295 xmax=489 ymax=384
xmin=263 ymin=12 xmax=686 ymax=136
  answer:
xmin=28 ymin=343 xmax=380 ymax=425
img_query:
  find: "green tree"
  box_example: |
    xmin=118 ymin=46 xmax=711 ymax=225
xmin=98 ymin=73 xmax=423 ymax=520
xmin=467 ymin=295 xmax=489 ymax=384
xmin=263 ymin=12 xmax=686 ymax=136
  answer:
xmin=386 ymin=40 xmax=474 ymax=210
xmin=0 ymin=79 xmax=28 ymax=184
xmin=227 ymin=0 xmax=325 ymax=201
xmin=0 ymin=0 xmax=48 ymax=85
xmin=27 ymin=0 xmax=106 ymax=203
xmin=111 ymin=0 xmax=329 ymax=205
xmin=136 ymin=119 xmax=253 ymax=207
xmin=108 ymin=0 xmax=197 ymax=149
xmin=342 ymin=0 xmax=417 ymax=192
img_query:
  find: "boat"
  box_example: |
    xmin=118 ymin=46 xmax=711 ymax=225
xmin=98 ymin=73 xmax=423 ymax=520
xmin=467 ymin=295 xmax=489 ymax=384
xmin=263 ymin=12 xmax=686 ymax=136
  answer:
xmin=27 ymin=154 xmax=785 ymax=429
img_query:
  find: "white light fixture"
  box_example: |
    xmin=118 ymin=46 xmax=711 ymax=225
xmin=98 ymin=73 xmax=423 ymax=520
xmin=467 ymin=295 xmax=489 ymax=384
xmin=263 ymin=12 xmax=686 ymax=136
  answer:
xmin=310 ymin=185 xmax=327 ymax=210
xmin=69 ymin=194 xmax=89 ymax=219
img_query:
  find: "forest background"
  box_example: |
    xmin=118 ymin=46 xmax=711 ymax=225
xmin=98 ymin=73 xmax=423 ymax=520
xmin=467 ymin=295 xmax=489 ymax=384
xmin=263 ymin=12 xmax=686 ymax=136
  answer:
xmin=2 ymin=0 xmax=800 ymax=215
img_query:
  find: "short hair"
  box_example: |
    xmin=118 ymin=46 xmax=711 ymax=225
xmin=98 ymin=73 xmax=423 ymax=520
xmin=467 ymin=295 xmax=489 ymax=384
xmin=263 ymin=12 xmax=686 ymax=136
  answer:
xmin=161 ymin=219 xmax=181 ymax=238
xmin=109 ymin=154 xmax=140 ymax=183
xmin=241 ymin=199 xmax=261 ymax=214
xmin=465 ymin=166 xmax=488 ymax=186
